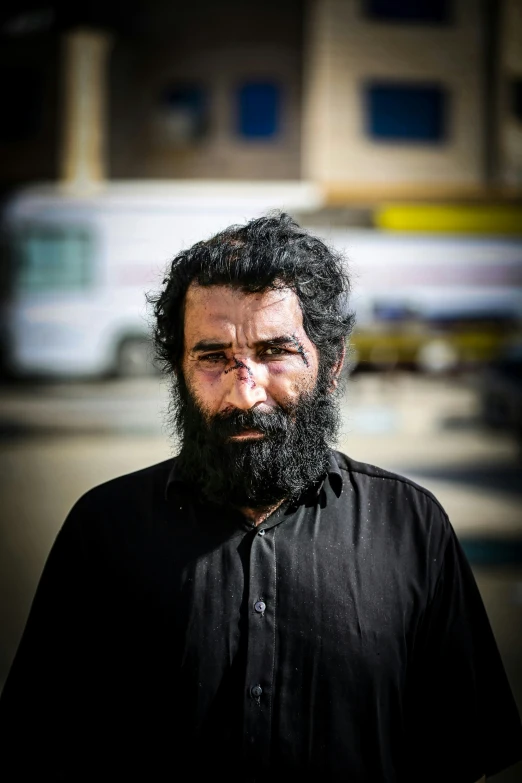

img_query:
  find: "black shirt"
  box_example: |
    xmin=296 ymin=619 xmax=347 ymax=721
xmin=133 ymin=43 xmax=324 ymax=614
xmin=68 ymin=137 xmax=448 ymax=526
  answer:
xmin=1 ymin=451 xmax=521 ymax=782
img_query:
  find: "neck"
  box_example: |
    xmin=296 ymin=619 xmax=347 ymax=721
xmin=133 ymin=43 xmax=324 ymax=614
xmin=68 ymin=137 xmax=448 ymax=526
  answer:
xmin=238 ymin=499 xmax=285 ymax=527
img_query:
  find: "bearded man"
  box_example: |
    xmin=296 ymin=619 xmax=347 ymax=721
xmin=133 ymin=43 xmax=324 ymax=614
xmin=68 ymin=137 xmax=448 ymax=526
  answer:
xmin=0 ymin=214 xmax=521 ymax=782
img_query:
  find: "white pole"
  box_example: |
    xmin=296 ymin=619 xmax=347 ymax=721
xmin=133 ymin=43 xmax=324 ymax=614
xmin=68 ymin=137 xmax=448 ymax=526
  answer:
xmin=60 ymin=28 xmax=112 ymax=187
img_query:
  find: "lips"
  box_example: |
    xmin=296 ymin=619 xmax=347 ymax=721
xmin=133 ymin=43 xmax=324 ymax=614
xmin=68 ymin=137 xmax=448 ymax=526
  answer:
xmin=208 ymin=407 xmax=289 ymax=442
xmin=229 ymin=429 xmax=265 ymax=440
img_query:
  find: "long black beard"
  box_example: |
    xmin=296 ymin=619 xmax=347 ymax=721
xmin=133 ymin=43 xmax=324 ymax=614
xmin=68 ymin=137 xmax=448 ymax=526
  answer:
xmin=170 ymin=369 xmax=340 ymax=509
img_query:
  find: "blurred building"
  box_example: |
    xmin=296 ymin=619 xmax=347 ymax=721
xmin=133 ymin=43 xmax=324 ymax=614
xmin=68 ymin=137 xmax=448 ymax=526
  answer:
xmin=305 ymin=0 xmax=499 ymax=197
xmin=1 ymin=0 xmax=522 ymax=202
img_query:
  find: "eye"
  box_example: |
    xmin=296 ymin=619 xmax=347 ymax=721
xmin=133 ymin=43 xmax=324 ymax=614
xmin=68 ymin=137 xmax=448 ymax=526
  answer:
xmin=199 ymin=352 xmax=226 ymax=364
xmin=262 ymin=346 xmax=288 ymax=357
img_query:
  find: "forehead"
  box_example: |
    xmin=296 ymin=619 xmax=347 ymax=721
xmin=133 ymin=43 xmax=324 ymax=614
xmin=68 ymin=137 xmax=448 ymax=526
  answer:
xmin=184 ymin=283 xmax=304 ymax=341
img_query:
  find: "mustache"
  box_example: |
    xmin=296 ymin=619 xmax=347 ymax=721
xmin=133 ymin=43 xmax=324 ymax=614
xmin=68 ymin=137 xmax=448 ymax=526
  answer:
xmin=206 ymin=405 xmax=293 ymax=439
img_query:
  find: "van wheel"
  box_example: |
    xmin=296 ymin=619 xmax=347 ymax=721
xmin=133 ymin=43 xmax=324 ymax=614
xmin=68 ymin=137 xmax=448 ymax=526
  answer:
xmin=116 ymin=338 xmax=158 ymax=378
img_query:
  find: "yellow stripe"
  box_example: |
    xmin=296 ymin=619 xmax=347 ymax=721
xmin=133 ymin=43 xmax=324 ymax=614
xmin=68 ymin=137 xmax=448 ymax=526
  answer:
xmin=375 ymin=204 xmax=522 ymax=234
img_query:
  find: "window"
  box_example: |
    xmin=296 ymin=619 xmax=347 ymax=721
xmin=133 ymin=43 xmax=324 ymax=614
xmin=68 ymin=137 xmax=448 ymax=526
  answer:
xmin=15 ymin=227 xmax=93 ymax=292
xmin=237 ymin=82 xmax=281 ymax=139
xmin=511 ymin=79 xmax=522 ymax=122
xmin=364 ymin=0 xmax=450 ymax=23
xmin=158 ymin=84 xmax=207 ymax=143
xmin=365 ymin=82 xmax=447 ymax=142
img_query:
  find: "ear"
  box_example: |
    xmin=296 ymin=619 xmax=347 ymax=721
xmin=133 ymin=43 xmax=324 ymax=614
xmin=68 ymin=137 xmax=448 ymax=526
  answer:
xmin=330 ymin=342 xmax=346 ymax=390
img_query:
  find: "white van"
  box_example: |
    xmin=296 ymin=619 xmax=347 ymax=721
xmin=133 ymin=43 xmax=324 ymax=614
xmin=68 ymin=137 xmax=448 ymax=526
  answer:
xmin=1 ymin=181 xmax=321 ymax=377
xmin=2 ymin=181 xmax=521 ymax=377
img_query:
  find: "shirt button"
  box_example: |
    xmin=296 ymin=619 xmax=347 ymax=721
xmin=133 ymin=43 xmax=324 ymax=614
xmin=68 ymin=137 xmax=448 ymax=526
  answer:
xmin=254 ymin=600 xmax=266 ymax=613
xmin=258 ymin=529 xmax=266 ymax=536
xmin=251 ymin=684 xmax=263 ymax=698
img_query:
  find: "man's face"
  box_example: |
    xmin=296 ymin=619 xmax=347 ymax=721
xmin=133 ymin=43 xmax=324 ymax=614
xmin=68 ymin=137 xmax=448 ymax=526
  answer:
xmin=182 ymin=283 xmax=320 ymax=435
xmin=173 ymin=282 xmax=338 ymax=508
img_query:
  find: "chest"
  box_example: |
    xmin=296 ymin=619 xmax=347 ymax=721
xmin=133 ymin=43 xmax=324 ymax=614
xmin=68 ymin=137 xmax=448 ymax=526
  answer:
xmin=122 ymin=523 xmax=417 ymax=668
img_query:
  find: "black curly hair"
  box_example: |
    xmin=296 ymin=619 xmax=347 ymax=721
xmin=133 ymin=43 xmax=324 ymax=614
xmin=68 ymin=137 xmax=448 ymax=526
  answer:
xmin=150 ymin=211 xmax=355 ymax=378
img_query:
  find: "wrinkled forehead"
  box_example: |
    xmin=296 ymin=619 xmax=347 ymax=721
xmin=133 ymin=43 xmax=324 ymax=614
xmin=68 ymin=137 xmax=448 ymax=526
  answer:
xmin=184 ymin=282 xmax=305 ymax=335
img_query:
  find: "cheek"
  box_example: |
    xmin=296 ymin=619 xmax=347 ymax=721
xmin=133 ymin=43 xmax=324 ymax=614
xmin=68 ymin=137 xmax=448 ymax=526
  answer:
xmin=183 ymin=364 xmax=223 ymax=405
xmin=267 ymin=360 xmax=317 ymax=395
xmin=184 ymin=358 xmax=224 ymax=384
xmin=267 ymin=362 xmax=287 ymax=376
xmin=192 ymin=371 xmax=227 ymax=409
xmin=197 ymin=367 xmax=225 ymax=384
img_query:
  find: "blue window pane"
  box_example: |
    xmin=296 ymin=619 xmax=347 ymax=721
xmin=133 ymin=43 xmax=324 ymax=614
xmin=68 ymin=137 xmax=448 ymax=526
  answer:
xmin=238 ymin=82 xmax=280 ymax=138
xmin=365 ymin=0 xmax=450 ymax=23
xmin=366 ymin=83 xmax=447 ymax=142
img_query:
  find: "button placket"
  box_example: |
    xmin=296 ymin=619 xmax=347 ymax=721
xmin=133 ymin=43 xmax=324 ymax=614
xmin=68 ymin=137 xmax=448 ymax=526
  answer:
xmin=243 ymin=527 xmax=277 ymax=762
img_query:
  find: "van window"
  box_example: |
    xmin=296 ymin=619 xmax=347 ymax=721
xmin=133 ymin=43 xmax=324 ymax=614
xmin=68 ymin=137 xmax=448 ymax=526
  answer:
xmin=14 ymin=227 xmax=93 ymax=292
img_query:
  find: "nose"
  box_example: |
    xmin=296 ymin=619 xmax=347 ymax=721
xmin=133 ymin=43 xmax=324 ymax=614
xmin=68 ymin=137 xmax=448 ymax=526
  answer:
xmin=222 ymin=360 xmax=267 ymax=411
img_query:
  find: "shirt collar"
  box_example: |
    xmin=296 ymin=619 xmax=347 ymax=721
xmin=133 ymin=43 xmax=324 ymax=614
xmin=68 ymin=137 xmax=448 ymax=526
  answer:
xmin=324 ymin=451 xmax=344 ymax=498
xmin=165 ymin=450 xmax=343 ymax=502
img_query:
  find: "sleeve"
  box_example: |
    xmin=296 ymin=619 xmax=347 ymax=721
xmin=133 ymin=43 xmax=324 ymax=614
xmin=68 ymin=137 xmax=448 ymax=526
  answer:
xmin=405 ymin=523 xmax=522 ymax=783
xmin=0 ymin=506 xmax=93 ymax=782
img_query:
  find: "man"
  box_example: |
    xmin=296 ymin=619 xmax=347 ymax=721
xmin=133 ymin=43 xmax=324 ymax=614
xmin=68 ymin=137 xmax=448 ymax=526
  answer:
xmin=0 ymin=213 xmax=521 ymax=782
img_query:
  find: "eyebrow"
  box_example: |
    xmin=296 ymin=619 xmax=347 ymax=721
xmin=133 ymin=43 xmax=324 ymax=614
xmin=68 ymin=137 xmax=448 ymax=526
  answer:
xmin=191 ymin=340 xmax=232 ymax=353
xmin=190 ymin=335 xmax=299 ymax=354
xmin=263 ymin=335 xmax=301 ymax=348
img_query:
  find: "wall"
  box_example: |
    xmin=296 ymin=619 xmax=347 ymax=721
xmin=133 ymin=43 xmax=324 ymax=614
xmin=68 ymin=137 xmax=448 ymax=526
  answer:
xmin=109 ymin=0 xmax=303 ymax=180
xmin=0 ymin=36 xmax=60 ymax=189
xmin=302 ymin=0 xmax=485 ymax=192
xmin=499 ymin=0 xmax=522 ymax=185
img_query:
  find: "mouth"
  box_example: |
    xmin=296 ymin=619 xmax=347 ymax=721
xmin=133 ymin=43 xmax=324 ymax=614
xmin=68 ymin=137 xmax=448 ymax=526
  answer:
xmin=229 ymin=429 xmax=265 ymax=441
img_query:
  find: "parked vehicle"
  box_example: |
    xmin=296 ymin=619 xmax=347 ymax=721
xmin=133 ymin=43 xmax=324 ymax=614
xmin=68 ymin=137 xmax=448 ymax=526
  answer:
xmin=0 ymin=181 xmax=320 ymax=377
xmin=1 ymin=184 xmax=522 ymax=379
xmin=349 ymin=310 xmax=521 ymax=373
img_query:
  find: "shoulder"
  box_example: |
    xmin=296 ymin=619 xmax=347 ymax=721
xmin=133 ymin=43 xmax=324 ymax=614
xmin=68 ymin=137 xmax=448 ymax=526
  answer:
xmin=332 ymin=449 xmax=454 ymax=558
xmin=334 ymin=450 xmax=447 ymax=513
xmin=63 ymin=458 xmax=175 ymax=536
xmin=77 ymin=458 xmax=174 ymax=507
